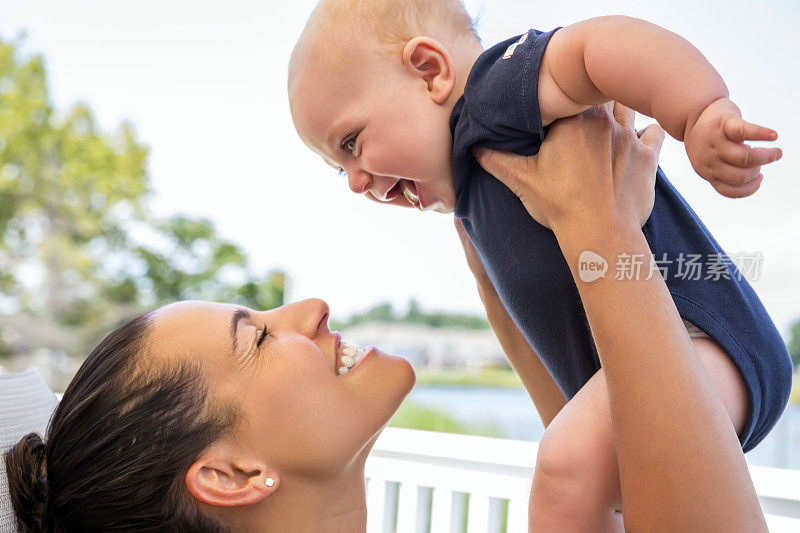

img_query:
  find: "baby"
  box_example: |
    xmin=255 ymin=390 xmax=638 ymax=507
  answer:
xmin=288 ymin=0 xmax=792 ymax=529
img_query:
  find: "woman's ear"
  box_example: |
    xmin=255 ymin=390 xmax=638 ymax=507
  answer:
xmin=185 ymin=447 xmax=279 ymax=507
xmin=402 ymin=36 xmax=456 ymax=105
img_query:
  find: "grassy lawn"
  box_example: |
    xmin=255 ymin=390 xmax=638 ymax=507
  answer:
xmin=415 ymin=367 xmax=523 ymax=388
xmin=790 ymin=380 xmax=800 ymax=404
xmin=389 ymin=401 xmax=504 ymax=438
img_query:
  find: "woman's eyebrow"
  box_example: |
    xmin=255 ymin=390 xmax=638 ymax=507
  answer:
xmin=230 ymin=308 xmax=251 ymax=353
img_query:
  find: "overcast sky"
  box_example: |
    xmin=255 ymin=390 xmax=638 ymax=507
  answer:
xmin=1 ymin=0 xmax=798 ymax=333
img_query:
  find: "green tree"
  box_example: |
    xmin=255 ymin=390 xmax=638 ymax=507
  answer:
xmin=132 ymin=215 xmax=285 ymax=310
xmin=333 ymin=299 xmax=489 ymax=330
xmin=0 ymin=36 xmax=285 ymax=361
xmin=0 ymin=36 xmax=149 ymax=353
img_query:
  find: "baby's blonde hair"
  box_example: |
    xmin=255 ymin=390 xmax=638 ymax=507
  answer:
xmin=289 ymin=0 xmax=480 ymax=82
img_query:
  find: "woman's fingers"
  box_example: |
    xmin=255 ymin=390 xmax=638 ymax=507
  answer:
xmin=637 ymin=124 xmax=666 ymax=160
xmin=612 ymin=101 xmax=636 ymax=130
xmin=471 ymin=145 xmax=537 ymax=193
xmin=472 ymin=145 xmax=552 ymax=228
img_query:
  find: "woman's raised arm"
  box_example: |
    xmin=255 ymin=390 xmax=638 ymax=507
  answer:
xmin=455 ymin=218 xmax=567 ymax=428
xmin=473 ymin=103 xmax=766 ymax=531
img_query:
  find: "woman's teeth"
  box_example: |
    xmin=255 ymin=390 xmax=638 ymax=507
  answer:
xmin=338 ymin=343 xmax=366 ymax=376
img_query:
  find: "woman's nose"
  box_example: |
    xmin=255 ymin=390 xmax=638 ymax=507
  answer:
xmin=281 ymin=298 xmax=330 ymax=338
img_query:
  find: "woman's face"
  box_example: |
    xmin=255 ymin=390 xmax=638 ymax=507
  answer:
xmin=148 ymin=299 xmax=415 ymax=480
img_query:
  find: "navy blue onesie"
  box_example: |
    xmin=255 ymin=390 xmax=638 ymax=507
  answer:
xmin=450 ymin=28 xmax=792 ymax=453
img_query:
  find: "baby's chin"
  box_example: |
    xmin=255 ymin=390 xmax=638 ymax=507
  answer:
xmin=435 ymin=191 xmax=457 ymax=213
xmin=419 ymin=197 xmax=454 ymax=214
xmin=425 ymin=182 xmax=457 ymax=213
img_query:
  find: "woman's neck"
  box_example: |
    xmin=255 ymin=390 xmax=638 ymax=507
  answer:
xmin=235 ymin=455 xmax=369 ymax=532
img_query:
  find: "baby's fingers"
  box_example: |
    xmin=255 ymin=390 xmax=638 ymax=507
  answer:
xmin=723 ymin=117 xmax=778 ymax=142
xmin=721 ymin=143 xmax=783 ymax=168
xmin=711 ymin=162 xmax=762 ymax=187
xmin=711 ymin=174 xmax=763 ymax=199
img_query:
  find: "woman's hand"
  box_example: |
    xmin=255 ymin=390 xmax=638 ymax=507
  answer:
xmin=472 ymin=102 xmax=665 ymax=235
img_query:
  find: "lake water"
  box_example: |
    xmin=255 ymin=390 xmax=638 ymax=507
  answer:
xmin=407 ymin=385 xmax=800 ymax=471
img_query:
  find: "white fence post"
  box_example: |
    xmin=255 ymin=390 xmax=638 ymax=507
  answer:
xmin=366 ymin=477 xmax=387 ymax=532
xmin=366 ymin=428 xmax=800 ymax=533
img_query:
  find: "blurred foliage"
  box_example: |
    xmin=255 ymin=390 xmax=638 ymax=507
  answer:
xmin=787 ymin=320 xmax=800 ymax=371
xmin=332 ymin=298 xmax=490 ymax=331
xmin=416 ymin=367 xmax=522 ymax=388
xmin=0 ymin=36 xmax=284 ymax=360
xmin=133 ymin=215 xmax=284 ymax=310
xmin=389 ymin=401 xmax=504 ymax=438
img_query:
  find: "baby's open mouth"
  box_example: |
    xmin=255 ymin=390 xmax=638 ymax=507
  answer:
xmin=401 ymin=181 xmax=420 ymax=208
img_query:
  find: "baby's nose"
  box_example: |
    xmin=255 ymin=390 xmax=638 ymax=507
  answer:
xmin=347 ymin=171 xmax=371 ymax=194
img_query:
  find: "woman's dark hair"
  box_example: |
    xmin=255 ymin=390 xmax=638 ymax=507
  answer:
xmin=3 ymin=311 xmax=240 ymax=532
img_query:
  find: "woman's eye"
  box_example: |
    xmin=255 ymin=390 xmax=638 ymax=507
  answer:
xmin=342 ymin=135 xmax=357 ymax=155
xmin=256 ymin=327 xmax=270 ymax=348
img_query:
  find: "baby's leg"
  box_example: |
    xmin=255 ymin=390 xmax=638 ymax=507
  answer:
xmin=528 ymin=336 xmax=749 ymax=532
xmin=529 ymin=366 xmax=623 ymax=532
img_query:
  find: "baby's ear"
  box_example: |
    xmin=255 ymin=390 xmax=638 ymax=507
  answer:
xmin=401 ymin=37 xmax=455 ymax=104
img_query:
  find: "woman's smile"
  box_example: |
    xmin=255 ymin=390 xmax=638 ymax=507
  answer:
xmin=336 ymin=339 xmax=376 ymax=376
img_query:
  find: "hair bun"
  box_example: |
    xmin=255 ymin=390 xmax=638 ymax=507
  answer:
xmin=3 ymin=432 xmax=50 ymax=532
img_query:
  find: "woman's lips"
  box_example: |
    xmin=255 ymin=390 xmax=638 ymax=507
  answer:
xmin=333 ymin=331 xmax=342 ymax=375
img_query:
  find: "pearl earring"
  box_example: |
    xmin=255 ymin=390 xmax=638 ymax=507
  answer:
xmin=265 ymin=477 xmax=275 ymax=487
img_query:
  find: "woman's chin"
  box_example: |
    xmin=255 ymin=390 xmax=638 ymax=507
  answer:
xmin=375 ymin=348 xmax=416 ymax=398
xmin=360 ymin=348 xmax=416 ymax=424
xmin=402 ymin=358 xmax=416 ymax=394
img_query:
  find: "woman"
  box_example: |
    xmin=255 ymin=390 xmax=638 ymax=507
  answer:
xmin=3 ymin=104 xmax=765 ymax=531
xmin=5 ymin=299 xmax=416 ymax=531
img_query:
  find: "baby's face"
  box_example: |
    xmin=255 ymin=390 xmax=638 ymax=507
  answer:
xmin=290 ymin=42 xmax=457 ymax=213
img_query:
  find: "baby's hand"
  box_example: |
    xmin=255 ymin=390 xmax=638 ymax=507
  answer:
xmin=684 ymin=97 xmax=782 ymax=198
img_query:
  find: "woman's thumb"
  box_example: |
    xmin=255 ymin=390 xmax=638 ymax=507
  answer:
xmin=637 ymin=124 xmax=666 ymax=159
xmin=471 ymin=145 xmax=531 ymax=192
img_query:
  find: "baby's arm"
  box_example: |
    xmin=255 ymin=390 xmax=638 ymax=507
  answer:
xmin=538 ymin=16 xmax=781 ymax=198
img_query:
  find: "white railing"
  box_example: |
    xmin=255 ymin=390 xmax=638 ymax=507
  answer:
xmin=366 ymin=428 xmax=800 ymax=533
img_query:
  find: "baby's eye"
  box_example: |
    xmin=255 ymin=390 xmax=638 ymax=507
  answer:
xmin=342 ymin=135 xmax=358 ymax=155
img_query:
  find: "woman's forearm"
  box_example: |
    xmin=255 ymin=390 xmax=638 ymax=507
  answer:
xmin=478 ymin=283 xmax=567 ymax=428
xmin=456 ymin=218 xmax=567 ymax=429
xmin=553 ymin=219 xmax=766 ymax=531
